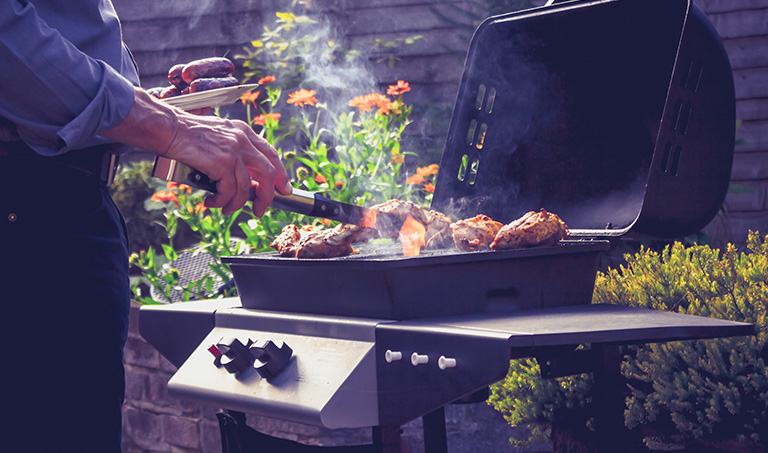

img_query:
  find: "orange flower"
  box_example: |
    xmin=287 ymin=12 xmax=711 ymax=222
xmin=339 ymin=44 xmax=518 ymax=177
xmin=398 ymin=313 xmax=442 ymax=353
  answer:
xmin=178 ymin=184 xmax=192 ymax=193
xmin=240 ymin=90 xmax=260 ymax=106
xmin=151 ymin=190 xmax=179 ymax=206
xmin=167 ymin=181 xmax=178 ymax=189
xmin=391 ymin=154 xmax=404 ymax=165
xmin=349 ymin=93 xmax=393 ymax=115
xmin=335 ymin=180 xmax=343 ymax=188
xmin=406 ymin=174 xmax=425 ymax=185
xmin=387 ymin=80 xmax=410 ymax=96
xmin=314 ymin=174 xmax=327 ymax=184
xmin=258 ymin=75 xmax=276 ymax=85
xmin=319 ymin=218 xmax=331 ymax=226
xmin=194 ymin=202 xmax=207 ymax=214
xmin=287 ymin=89 xmax=318 ymax=107
xmin=423 ymin=183 xmax=435 ymax=193
xmin=253 ymin=112 xmax=281 ymax=125
xmin=416 ymin=164 xmax=439 ymax=177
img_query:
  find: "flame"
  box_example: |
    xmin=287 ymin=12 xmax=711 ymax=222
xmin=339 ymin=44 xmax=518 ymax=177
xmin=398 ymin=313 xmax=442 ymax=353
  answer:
xmin=399 ymin=215 xmax=426 ymax=256
xmin=361 ymin=209 xmax=377 ymax=228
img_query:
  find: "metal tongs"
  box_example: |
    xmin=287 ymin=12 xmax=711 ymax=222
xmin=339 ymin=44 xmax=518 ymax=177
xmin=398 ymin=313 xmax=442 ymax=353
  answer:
xmin=151 ymin=156 xmax=400 ymax=232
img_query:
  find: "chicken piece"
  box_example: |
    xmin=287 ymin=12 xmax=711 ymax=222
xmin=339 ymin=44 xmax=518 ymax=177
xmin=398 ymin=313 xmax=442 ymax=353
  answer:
xmin=490 ymin=209 xmax=569 ymax=250
xmin=450 ymin=214 xmax=504 ymax=251
xmin=271 ymin=225 xmax=319 ymax=257
xmin=295 ymin=228 xmax=356 ymax=258
xmin=369 ymin=199 xmax=427 ymax=238
xmin=324 ymin=223 xmax=379 ymax=246
xmin=271 ymin=223 xmax=377 ymax=258
xmin=423 ymin=209 xmax=453 ymax=249
xmin=369 ymin=199 xmax=453 ymax=249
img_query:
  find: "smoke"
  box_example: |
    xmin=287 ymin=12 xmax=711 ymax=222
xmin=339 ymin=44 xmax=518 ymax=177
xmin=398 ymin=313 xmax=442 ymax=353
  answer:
xmin=186 ymin=0 xmax=217 ymax=29
xmin=266 ymin=11 xmax=378 ymax=117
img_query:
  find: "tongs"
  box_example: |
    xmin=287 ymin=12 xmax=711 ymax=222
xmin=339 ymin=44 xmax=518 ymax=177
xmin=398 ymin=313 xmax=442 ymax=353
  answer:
xmin=151 ymin=156 xmax=401 ymax=232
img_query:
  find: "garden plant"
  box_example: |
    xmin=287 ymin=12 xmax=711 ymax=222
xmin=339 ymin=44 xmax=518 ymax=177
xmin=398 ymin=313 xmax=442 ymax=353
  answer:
xmin=489 ymin=232 xmax=767 ymax=451
xmin=129 ymin=11 xmax=437 ymax=304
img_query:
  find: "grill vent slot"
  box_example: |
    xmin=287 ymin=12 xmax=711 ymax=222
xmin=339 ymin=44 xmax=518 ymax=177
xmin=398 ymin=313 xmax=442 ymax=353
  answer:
xmin=475 ymin=84 xmax=487 ymax=110
xmin=672 ymin=100 xmax=693 ymax=134
xmin=681 ymin=59 xmax=704 ymax=92
xmin=466 ymin=119 xmax=477 ymax=146
xmin=661 ymin=140 xmax=683 ymax=176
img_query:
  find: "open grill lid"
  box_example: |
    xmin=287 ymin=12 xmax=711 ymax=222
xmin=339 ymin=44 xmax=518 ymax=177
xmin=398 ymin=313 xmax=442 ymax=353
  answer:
xmin=431 ymin=0 xmax=735 ymax=239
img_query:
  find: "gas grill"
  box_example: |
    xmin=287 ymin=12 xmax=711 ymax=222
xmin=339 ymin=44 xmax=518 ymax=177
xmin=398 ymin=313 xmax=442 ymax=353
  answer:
xmin=140 ymin=0 xmax=754 ymax=451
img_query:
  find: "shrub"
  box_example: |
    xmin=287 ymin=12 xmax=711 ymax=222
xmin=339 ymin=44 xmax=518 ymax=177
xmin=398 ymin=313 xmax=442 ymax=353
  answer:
xmin=110 ymin=160 xmax=167 ymax=255
xmin=489 ymin=232 xmax=767 ymax=450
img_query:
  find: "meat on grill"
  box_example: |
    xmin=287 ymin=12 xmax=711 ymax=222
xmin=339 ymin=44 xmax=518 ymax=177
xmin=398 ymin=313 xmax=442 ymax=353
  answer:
xmin=369 ymin=199 xmax=453 ymax=249
xmin=270 ymin=223 xmax=378 ymax=258
xmin=450 ymin=214 xmax=504 ymax=251
xmin=490 ymin=209 xmax=569 ymax=250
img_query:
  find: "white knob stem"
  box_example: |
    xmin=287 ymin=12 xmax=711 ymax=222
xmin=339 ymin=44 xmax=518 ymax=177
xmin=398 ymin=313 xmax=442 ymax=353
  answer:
xmin=385 ymin=350 xmax=402 ymax=363
xmin=411 ymin=353 xmax=429 ymax=366
xmin=438 ymin=356 xmax=457 ymax=370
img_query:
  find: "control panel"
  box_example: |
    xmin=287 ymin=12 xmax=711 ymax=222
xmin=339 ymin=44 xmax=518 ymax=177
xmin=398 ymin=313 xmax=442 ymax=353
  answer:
xmin=167 ymin=326 xmax=379 ymax=429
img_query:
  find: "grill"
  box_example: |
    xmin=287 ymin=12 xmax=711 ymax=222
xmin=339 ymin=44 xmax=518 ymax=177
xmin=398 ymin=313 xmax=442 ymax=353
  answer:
xmin=140 ymin=1 xmax=753 ymax=451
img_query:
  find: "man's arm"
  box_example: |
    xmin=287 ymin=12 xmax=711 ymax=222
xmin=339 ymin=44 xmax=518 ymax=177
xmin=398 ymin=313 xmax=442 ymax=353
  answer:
xmin=102 ymin=88 xmax=292 ymax=216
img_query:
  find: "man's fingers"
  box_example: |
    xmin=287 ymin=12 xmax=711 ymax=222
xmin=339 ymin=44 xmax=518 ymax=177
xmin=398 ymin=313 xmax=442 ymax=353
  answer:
xmin=246 ymin=130 xmax=292 ymax=195
xmin=203 ymin=159 xmax=251 ymax=215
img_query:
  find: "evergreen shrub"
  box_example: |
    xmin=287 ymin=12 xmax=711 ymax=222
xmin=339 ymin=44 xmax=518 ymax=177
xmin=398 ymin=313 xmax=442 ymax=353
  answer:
xmin=489 ymin=232 xmax=767 ymax=450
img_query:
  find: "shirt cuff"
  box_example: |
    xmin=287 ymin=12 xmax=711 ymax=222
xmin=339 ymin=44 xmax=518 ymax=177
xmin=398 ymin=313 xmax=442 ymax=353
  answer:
xmin=54 ymin=61 xmax=136 ymax=153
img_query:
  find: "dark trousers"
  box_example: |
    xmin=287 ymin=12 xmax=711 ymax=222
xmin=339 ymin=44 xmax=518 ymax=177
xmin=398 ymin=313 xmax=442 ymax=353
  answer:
xmin=0 ymin=155 xmax=130 ymax=452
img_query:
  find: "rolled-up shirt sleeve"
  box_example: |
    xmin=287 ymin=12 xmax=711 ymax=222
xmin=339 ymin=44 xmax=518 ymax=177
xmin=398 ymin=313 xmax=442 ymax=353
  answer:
xmin=0 ymin=0 xmax=137 ymax=156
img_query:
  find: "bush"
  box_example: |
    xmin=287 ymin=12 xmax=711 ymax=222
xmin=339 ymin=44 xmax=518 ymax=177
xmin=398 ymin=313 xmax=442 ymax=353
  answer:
xmin=489 ymin=232 xmax=768 ymax=451
xmin=110 ymin=160 xmax=168 ymax=255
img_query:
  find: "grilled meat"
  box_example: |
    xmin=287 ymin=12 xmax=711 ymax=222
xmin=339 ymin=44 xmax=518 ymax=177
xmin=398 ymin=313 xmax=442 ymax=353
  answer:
xmin=450 ymin=214 xmax=504 ymax=251
xmin=490 ymin=209 xmax=569 ymax=250
xmin=370 ymin=199 xmax=453 ymax=249
xmin=270 ymin=223 xmax=378 ymax=258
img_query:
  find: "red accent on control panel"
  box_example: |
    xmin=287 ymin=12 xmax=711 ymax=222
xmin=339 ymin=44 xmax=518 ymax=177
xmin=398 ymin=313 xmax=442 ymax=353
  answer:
xmin=207 ymin=344 xmax=223 ymax=358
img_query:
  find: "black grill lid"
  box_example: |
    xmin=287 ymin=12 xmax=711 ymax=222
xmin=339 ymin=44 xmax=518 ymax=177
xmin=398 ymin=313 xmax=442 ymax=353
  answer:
xmin=432 ymin=0 xmax=735 ymax=239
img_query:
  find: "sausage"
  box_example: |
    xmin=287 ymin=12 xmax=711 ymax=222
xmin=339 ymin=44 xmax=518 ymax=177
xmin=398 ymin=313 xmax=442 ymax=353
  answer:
xmin=181 ymin=57 xmax=235 ymax=85
xmin=188 ymin=76 xmax=239 ymax=93
xmin=167 ymin=64 xmax=186 ymax=88
xmin=159 ymin=86 xmax=181 ymax=99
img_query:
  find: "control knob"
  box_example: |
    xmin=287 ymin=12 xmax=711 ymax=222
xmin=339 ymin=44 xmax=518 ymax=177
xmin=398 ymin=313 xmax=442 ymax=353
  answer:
xmin=249 ymin=339 xmax=293 ymax=379
xmin=216 ymin=337 xmax=254 ymax=374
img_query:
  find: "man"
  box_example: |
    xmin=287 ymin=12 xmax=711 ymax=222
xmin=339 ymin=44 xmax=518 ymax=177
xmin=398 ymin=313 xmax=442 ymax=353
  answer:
xmin=0 ymin=1 xmax=290 ymax=451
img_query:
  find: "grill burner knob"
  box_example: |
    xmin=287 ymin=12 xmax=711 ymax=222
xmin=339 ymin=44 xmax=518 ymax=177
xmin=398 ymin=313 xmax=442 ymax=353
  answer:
xmin=249 ymin=339 xmax=293 ymax=380
xmin=411 ymin=353 xmax=429 ymax=366
xmin=217 ymin=337 xmax=254 ymax=374
xmin=385 ymin=350 xmax=402 ymax=362
xmin=438 ymin=356 xmax=457 ymax=370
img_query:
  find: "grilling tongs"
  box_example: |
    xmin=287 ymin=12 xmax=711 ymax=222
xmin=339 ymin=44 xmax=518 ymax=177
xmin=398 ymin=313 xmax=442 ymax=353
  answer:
xmin=152 ymin=156 xmax=400 ymax=231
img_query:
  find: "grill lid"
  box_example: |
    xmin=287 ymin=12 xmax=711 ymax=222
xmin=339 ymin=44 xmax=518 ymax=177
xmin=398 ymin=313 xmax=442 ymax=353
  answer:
xmin=432 ymin=0 xmax=735 ymax=239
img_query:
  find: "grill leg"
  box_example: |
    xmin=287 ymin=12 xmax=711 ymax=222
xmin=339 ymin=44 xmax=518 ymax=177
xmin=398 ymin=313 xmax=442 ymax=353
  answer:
xmin=372 ymin=425 xmax=404 ymax=453
xmin=422 ymin=407 xmax=447 ymax=453
xmin=592 ymin=344 xmax=632 ymax=452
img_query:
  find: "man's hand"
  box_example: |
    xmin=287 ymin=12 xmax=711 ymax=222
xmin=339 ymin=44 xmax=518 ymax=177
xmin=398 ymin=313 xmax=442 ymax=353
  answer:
xmin=102 ymin=88 xmax=291 ymax=216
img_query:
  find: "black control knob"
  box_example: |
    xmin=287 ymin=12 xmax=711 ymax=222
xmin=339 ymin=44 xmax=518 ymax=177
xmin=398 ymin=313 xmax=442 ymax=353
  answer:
xmin=249 ymin=339 xmax=293 ymax=380
xmin=217 ymin=337 xmax=254 ymax=374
